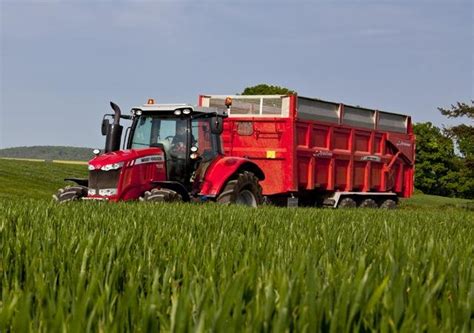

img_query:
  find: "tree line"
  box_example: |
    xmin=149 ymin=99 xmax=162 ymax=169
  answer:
xmin=0 ymin=146 xmax=94 ymax=161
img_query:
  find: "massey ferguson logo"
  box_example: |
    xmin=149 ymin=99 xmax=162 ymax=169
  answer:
xmin=135 ymin=155 xmax=164 ymax=165
xmin=396 ymin=140 xmax=411 ymax=148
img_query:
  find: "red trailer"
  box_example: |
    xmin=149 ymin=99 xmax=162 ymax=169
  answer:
xmin=199 ymin=94 xmax=415 ymax=208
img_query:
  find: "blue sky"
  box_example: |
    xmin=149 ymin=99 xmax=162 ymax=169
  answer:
xmin=1 ymin=0 xmax=472 ymax=149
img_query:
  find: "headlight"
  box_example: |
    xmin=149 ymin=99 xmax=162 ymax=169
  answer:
xmin=101 ymin=162 xmax=124 ymax=171
xmin=88 ymin=164 xmax=96 ymax=171
xmin=88 ymin=189 xmax=96 ymax=196
xmin=99 ymin=188 xmax=118 ymax=196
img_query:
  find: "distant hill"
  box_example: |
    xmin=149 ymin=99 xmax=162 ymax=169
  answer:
xmin=0 ymin=146 xmax=94 ymax=161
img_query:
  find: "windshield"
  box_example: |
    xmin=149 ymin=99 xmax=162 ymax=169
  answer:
xmin=131 ymin=116 xmax=187 ymax=152
xmin=130 ymin=114 xmax=221 ymax=163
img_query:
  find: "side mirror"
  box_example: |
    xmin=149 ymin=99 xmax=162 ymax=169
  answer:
xmin=101 ymin=118 xmax=110 ymax=136
xmin=210 ymin=116 xmax=223 ymax=134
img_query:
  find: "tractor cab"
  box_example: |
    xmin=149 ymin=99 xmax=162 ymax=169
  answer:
xmin=126 ymin=100 xmax=226 ymax=186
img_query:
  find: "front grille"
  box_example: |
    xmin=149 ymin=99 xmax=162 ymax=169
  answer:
xmin=89 ymin=169 xmax=120 ymax=193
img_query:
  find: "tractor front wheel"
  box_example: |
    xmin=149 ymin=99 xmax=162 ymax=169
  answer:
xmin=217 ymin=172 xmax=263 ymax=207
xmin=141 ymin=188 xmax=182 ymax=202
xmin=53 ymin=186 xmax=87 ymax=203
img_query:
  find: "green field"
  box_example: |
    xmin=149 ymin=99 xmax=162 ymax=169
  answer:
xmin=0 ymin=159 xmax=87 ymax=200
xmin=1 ymin=159 xmax=473 ymax=331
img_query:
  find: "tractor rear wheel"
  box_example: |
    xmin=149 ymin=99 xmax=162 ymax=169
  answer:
xmin=53 ymin=186 xmax=87 ymax=203
xmin=359 ymin=198 xmax=378 ymax=208
xmin=141 ymin=188 xmax=182 ymax=202
xmin=217 ymin=171 xmax=263 ymax=207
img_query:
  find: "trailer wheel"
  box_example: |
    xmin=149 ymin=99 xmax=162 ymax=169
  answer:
xmin=359 ymin=198 xmax=378 ymax=208
xmin=53 ymin=186 xmax=87 ymax=203
xmin=141 ymin=188 xmax=182 ymax=202
xmin=380 ymin=199 xmax=397 ymax=209
xmin=338 ymin=197 xmax=357 ymax=208
xmin=217 ymin=171 xmax=263 ymax=207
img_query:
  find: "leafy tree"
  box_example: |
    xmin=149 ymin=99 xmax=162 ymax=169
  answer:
xmin=438 ymin=100 xmax=474 ymax=118
xmin=413 ymin=122 xmax=459 ymax=197
xmin=242 ymin=84 xmax=295 ymax=95
xmin=414 ymin=101 xmax=474 ymax=199
xmin=438 ymin=101 xmax=474 ymax=198
xmin=438 ymin=101 xmax=474 ymax=159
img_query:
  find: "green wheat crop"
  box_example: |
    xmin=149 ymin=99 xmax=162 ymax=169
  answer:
xmin=1 ymin=198 xmax=473 ymax=332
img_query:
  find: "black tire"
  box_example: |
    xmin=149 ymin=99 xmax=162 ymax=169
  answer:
xmin=217 ymin=171 xmax=263 ymax=207
xmin=380 ymin=199 xmax=397 ymax=209
xmin=141 ymin=188 xmax=182 ymax=202
xmin=53 ymin=186 xmax=87 ymax=203
xmin=338 ymin=197 xmax=357 ymax=208
xmin=359 ymin=198 xmax=378 ymax=208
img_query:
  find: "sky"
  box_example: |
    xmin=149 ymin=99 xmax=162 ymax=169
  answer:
xmin=0 ymin=0 xmax=473 ymax=149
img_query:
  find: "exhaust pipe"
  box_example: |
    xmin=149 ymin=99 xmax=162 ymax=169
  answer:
xmin=104 ymin=101 xmax=123 ymax=153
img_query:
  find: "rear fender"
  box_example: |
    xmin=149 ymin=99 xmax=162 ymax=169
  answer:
xmin=199 ymin=157 xmax=265 ymax=197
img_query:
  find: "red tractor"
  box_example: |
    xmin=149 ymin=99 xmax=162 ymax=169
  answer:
xmin=54 ymin=99 xmax=265 ymax=206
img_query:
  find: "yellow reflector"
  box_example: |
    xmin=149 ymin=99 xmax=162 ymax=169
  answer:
xmin=266 ymin=150 xmax=276 ymax=159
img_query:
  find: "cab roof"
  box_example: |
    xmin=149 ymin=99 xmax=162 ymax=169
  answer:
xmin=132 ymin=103 xmax=227 ymax=116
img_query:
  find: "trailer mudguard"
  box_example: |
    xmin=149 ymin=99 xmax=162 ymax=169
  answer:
xmin=199 ymin=156 xmax=265 ymax=197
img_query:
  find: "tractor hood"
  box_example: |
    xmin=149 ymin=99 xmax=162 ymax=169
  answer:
xmin=88 ymin=148 xmax=165 ymax=171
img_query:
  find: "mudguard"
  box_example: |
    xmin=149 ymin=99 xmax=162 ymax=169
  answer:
xmin=64 ymin=178 xmax=88 ymax=187
xmin=198 ymin=156 xmax=265 ymax=197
